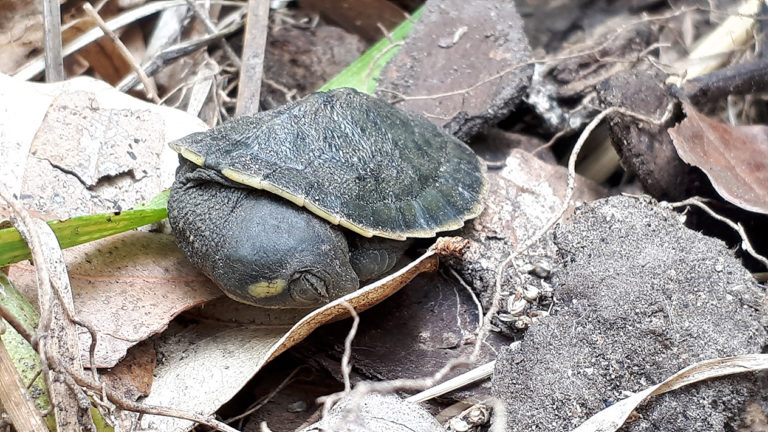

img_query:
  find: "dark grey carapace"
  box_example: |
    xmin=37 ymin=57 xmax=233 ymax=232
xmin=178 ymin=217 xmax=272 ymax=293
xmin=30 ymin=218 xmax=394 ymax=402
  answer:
xmin=167 ymin=88 xmax=486 ymax=308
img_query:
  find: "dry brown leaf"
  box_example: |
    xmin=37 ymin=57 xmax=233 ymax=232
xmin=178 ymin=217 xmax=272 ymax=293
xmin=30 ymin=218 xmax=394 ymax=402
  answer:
xmin=100 ymin=341 xmax=157 ymax=400
xmin=10 ymin=231 xmax=221 ymax=367
xmin=135 ymin=251 xmax=438 ymax=431
xmin=668 ymin=103 xmax=768 ymax=214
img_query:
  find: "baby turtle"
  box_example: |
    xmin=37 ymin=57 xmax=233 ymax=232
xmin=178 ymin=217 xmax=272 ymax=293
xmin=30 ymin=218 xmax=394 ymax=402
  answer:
xmin=167 ymin=88 xmax=486 ymax=308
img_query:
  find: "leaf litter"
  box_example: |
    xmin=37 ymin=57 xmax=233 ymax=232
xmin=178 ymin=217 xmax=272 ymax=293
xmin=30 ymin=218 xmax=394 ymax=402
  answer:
xmin=1 ymin=0 xmax=768 ymax=431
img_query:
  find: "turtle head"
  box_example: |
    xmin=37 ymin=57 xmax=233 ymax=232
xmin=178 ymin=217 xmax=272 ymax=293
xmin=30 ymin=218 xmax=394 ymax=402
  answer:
xmin=233 ymin=266 xmax=346 ymax=308
xmin=208 ymin=193 xmax=360 ymax=309
xmin=235 ymin=268 xmax=348 ymax=308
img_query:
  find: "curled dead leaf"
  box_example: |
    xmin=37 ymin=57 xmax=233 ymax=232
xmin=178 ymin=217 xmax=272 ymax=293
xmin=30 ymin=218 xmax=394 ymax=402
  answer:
xmin=668 ymin=103 xmax=768 ymax=214
xmin=264 ymin=250 xmax=438 ymax=364
xmin=136 ymin=250 xmax=438 ymax=431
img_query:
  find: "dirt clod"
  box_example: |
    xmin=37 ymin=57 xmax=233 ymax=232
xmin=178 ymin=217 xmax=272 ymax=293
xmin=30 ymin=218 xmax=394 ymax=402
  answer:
xmin=262 ymin=21 xmax=366 ymax=108
xmin=377 ymin=0 xmax=533 ymax=141
xmin=596 ymin=66 xmax=703 ymax=200
xmin=491 ymin=196 xmax=767 ymax=432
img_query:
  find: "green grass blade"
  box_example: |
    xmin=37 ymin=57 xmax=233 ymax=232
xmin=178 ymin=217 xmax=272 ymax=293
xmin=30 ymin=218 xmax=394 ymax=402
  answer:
xmin=0 ymin=192 xmax=168 ymax=267
xmin=0 ymin=273 xmax=113 ymax=430
xmin=0 ymin=273 xmax=54 ymax=428
xmin=320 ymin=7 xmax=422 ymax=93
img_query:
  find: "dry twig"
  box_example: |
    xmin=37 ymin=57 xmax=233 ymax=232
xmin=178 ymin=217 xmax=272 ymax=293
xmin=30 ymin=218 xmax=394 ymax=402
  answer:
xmin=448 ymin=268 xmax=483 ymax=334
xmin=185 ymin=0 xmax=242 ymax=68
xmin=665 ymin=197 xmax=768 ymax=269
xmin=41 ymin=0 xmax=64 ymax=81
xmin=82 ymin=3 xmax=160 ymax=103
xmin=225 ymin=366 xmax=310 ymax=427
xmin=405 ymin=360 xmax=496 ymax=404
xmin=340 ymin=301 xmax=360 ymax=393
xmin=532 ymin=129 xmax=572 ymax=156
xmin=235 ymin=0 xmax=271 ymax=116
xmin=0 ymin=303 xmax=35 ymax=346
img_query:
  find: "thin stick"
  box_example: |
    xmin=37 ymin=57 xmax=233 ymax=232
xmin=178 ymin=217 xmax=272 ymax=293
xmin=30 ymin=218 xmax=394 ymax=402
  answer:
xmin=666 ymin=197 xmax=768 ymax=269
xmin=532 ymin=129 xmax=572 ymax=156
xmin=0 ymin=302 xmax=35 ymax=346
xmin=340 ymin=301 xmax=360 ymax=393
xmin=82 ymin=3 xmax=160 ymax=103
xmin=378 ymin=60 xmax=535 ymax=102
xmin=448 ymin=268 xmax=483 ymax=334
xmin=235 ymin=0 xmax=270 ymax=116
xmin=185 ymin=0 xmax=242 ymax=68
xmin=224 ymin=365 xmax=309 ymax=425
xmin=405 ymin=360 xmax=496 ymax=403
xmin=364 ymin=41 xmax=404 ymax=81
xmin=41 ymin=0 xmax=64 ymax=81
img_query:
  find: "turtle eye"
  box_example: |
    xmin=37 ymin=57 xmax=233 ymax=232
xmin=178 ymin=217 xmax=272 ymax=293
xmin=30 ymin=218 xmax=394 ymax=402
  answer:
xmin=288 ymin=271 xmax=329 ymax=305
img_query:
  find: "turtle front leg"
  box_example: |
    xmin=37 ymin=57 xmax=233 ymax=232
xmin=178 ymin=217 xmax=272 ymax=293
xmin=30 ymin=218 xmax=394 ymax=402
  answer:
xmin=348 ymin=237 xmax=412 ymax=282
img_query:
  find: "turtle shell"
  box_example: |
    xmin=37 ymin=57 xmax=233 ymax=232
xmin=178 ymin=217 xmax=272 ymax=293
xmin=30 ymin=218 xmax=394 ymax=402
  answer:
xmin=169 ymin=88 xmax=486 ymax=240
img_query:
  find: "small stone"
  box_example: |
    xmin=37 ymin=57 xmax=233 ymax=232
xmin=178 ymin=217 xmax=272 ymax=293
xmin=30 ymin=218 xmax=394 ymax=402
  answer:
xmin=287 ymin=400 xmax=307 ymax=413
xmin=529 ymin=260 xmax=553 ymax=278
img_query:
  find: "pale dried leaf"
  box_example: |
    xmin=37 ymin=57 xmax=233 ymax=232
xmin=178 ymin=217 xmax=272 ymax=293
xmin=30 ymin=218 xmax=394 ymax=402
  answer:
xmin=0 ymin=73 xmax=206 ymax=217
xmin=31 ymin=91 xmax=163 ymax=186
xmin=9 ymin=231 xmax=220 ymax=367
xmin=668 ymin=103 xmax=768 ymax=214
xmin=572 ymin=353 xmax=768 ymax=432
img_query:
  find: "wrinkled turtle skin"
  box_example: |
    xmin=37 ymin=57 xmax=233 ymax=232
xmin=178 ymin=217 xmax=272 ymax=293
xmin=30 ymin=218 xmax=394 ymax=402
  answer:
xmin=167 ymin=88 xmax=486 ymax=308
